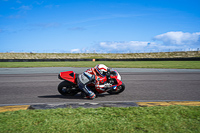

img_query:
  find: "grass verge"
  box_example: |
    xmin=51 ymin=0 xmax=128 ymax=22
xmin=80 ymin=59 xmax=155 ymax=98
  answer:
xmin=0 ymin=61 xmax=200 ymax=69
xmin=0 ymin=106 xmax=199 ymax=133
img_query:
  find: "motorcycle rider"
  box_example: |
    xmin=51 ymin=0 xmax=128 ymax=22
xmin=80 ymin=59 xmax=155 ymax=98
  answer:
xmin=77 ymin=64 xmax=112 ymax=99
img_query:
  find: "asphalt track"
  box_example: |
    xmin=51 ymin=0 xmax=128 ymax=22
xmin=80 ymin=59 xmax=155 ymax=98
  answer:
xmin=0 ymin=67 xmax=200 ymax=106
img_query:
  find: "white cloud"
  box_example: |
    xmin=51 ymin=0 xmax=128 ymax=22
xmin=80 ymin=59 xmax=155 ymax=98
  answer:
xmin=96 ymin=41 xmax=154 ymax=53
xmin=45 ymin=5 xmax=53 ymax=8
xmin=153 ymin=31 xmax=200 ymax=45
xmin=70 ymin=31 xmax=200 ymax=53
xmin=7 ymin=15 xmax=21 ymax=19
xmin=45 ymin=5 xmax=60 ymax=8
xmin=71 ymin=49 xmax=81 ymax=53
xmin=34 ymin=1 xmax=44 ymax=5
xmin=19 ymin=5 xmax=32 ymax=10
xmin=16 ymin=0 xmax=21 ymax=3
xmin=95 ymin=31 xmax=200 ymax=53
xmin=33 ymin=23 xmax=60 ymax=28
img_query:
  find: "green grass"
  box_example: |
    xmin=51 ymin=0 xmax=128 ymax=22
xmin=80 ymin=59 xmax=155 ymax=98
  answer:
xmin=0 ymin=61 xmax=200 ymax=69
xmin=0 ymin=106 xmax=199 ymax=133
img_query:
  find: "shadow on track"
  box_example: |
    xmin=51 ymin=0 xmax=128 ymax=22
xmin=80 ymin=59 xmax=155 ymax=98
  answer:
xmin=38 ymin=94 xmax=110 ymax=100
xmin=38 ymin=94 xmax=83 ymax=100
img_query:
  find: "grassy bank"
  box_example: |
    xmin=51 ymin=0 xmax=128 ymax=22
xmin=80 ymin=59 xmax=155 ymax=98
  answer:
xmin=0 ymin=51 xmax=200 ymax=59
xmin=0 ymin=106 xmax=199 ymax=133
xmin=0 ymin=61 xmax=200 ymax=69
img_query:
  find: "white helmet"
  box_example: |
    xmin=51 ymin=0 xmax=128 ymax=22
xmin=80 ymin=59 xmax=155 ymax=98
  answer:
xmin=95 ymin=64 xmax=108 ymax=76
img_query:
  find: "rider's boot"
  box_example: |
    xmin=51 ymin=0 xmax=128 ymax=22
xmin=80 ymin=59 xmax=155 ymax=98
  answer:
xmin=81 ymin=91 xmax=96 ymax=99
xmin=86 ymin=92 xmax=96 ymax=99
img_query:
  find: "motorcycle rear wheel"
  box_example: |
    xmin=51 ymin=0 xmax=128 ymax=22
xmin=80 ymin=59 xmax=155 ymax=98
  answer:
xmin=58 ymin=81 xmax=79 ymax=96
xmin=107 ymin=82 xmax=125 ymax=95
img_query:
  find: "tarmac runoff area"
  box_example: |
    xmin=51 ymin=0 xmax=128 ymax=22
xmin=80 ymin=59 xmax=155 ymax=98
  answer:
xmin=0 ymin=101 xmax=200 ymax=113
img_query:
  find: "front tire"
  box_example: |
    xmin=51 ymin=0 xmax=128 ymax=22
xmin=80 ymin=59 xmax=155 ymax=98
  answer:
xmin=107 ymin=82 xmax=125 ymax=95
xmin=58 ymin=81 xmax=79 ymax=96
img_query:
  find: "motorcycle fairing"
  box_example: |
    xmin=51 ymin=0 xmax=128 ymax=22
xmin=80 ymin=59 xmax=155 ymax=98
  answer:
xmin=59 ymin=71 xmax=76 ymax=84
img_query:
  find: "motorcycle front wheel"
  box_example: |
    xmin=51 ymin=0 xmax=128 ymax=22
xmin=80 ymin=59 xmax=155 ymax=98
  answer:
xmin=107 ymin=82 xmax=125 ymax=95
xmin=58 ymin=81 xmax=79 ymax=96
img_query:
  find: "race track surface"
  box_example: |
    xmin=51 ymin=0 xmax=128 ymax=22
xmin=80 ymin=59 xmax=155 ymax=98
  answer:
xmin=0 ymin=68 xmax=200 ymax=105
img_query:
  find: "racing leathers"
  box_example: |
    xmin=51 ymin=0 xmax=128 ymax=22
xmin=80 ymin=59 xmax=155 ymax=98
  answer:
xmin=77 ymin=67 xmax=111 ymax=99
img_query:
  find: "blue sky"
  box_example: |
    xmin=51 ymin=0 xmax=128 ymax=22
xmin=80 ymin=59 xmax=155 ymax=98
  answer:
xmin=0 ymin=0 xmax=200 ymax=53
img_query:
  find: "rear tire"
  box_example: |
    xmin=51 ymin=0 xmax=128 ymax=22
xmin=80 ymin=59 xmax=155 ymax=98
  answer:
xmin=107 ymin=82 xmax=125 ymax=95
xmin=58 ymin=81 xmax=79 ymax=96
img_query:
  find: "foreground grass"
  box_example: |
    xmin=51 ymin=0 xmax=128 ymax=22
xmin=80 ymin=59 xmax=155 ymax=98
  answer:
xmin=0 ymin=106 xmax=199 ymax=133
xmin=0 ymin=61 xmax=200 ymax=69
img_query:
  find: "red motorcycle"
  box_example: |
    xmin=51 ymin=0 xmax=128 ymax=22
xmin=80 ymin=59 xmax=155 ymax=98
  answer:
xmin=58 ymin=68 xmax=125 ymax=97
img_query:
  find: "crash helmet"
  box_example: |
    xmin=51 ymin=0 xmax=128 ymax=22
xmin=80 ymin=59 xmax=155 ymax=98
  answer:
xmin=95 ymin=64 xmax=108 ymax=77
